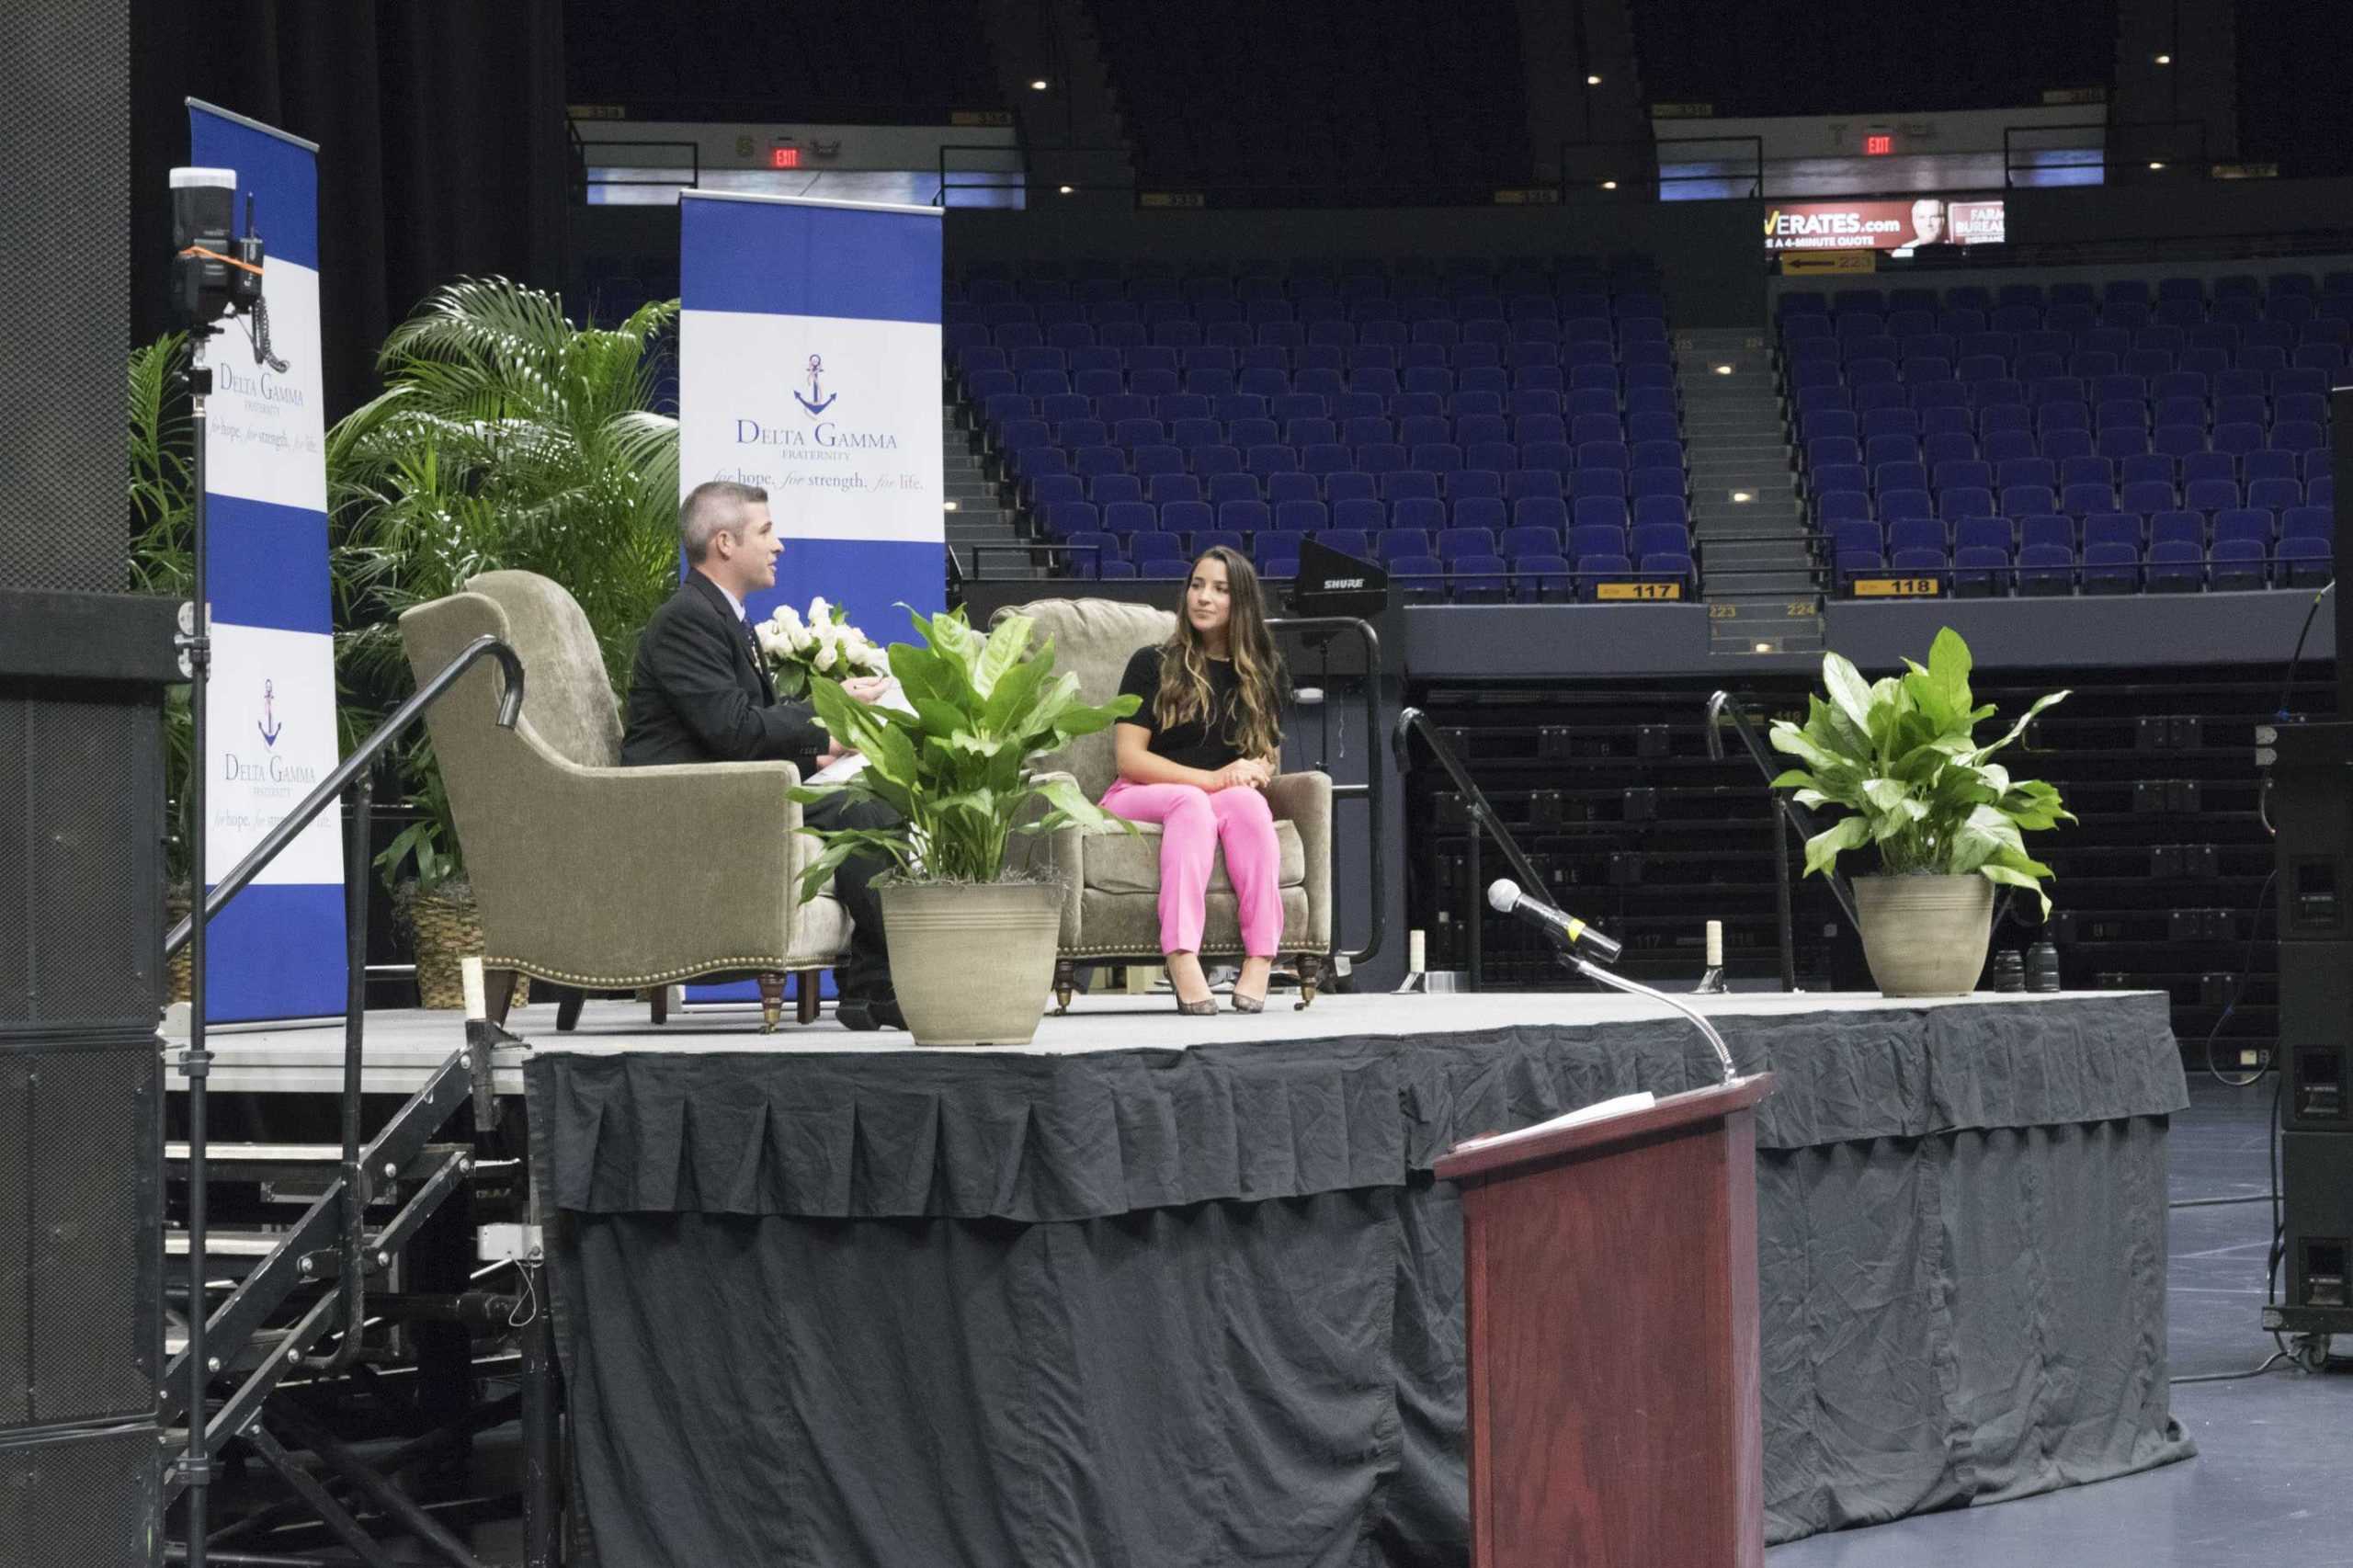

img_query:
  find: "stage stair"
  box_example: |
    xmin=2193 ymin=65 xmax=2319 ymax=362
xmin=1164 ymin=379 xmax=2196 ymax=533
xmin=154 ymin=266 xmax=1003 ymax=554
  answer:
xmin=1677 ymin=326 xmax=1824 ymax=655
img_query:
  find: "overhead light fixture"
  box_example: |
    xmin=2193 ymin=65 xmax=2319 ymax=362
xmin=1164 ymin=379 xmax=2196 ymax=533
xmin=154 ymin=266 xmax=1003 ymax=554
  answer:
xmin=2153 ymin=53 xmax=2172 ymax=64
xmin=1712 ymin=363 xmax=1734 ymax=376
xmin=1030 ymin=79 xmax=1050 ymax=90
xmin=1586 ymin=74 xmax=1603 ymax=85
xmin=2148 ymin=161 xmax=2165 ymax=171
xmin=1754 ymin=641 xmax=1774 ymax=653
xmin=943 ymin=500 xmax=960 ymax=511
xmin=1732 ymin=490 xmax=1755 ymax=503
xmin=1601 ymin=179 xmax=1619 ymax=190
xmin=1057 ymin=184 xmax=1074 ymax=194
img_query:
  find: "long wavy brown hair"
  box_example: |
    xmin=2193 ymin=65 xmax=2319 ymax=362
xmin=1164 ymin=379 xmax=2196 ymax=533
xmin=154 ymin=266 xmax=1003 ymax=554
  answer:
xmin=1156 ymin=547 xmax=1283 ymax=761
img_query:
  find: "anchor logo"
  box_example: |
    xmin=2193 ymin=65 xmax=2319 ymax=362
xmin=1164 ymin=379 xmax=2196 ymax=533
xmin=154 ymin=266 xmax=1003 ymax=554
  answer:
xmin=257 ymin=679 xmax=284 ymax=748
xmin=792 ymin=353 xmax=837 ymax=416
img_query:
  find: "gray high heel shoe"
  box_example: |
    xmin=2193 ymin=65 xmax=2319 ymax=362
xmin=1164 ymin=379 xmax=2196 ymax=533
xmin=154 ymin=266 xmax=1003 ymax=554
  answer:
xmin=1230 ymin=992 xmax=1267 ymax=1014
xmin=1175 ymin=994 xmax=1219 ymax=1016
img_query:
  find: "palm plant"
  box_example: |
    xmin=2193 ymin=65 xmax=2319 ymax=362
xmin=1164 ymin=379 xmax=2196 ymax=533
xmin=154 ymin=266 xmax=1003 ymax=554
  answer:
xmin=328 ymin=278 xmax=682 ymax=891
xmin=127 ymin=333 xmax=197 ymax=886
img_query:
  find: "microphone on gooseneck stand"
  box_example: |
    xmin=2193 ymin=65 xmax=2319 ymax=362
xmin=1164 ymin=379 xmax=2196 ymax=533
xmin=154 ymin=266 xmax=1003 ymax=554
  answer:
xmin=1486 ymin=879 xmax=1741 ymax=1085
xmin=1486 ymin=878 xmax=1626 ymax=965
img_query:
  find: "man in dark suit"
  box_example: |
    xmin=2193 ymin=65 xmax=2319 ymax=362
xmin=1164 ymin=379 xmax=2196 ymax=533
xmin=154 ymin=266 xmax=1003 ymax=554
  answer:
xmin=621 ymin=480 xmax=904 ymax=1028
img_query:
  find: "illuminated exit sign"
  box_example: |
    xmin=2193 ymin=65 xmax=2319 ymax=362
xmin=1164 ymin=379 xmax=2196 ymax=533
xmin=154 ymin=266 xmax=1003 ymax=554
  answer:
xmin=769 ymin=146 xmax=801 ymax=168
xmin=1864 ymin=133 xmax=1893 ymax=155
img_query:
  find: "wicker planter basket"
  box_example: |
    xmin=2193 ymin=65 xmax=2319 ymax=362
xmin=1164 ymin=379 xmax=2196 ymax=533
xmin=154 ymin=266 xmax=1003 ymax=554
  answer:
xmin=409 ymin=887 xmax=485 ymax=1011
xmin=165 ymin=890 xmax=191 ymax=1005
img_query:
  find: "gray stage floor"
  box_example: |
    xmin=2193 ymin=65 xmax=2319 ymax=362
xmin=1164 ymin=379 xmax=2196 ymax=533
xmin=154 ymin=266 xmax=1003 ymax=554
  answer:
xmin=1768 ymin=1075 xmax=2352 ymax=1567
xmin=166 ymin=985 xmax=2137 ymax=1093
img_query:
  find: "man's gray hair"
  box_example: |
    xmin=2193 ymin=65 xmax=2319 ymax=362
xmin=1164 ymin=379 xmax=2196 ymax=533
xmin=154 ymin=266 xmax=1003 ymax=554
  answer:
xmin=679 ymin=481 xmax=770 ymax=563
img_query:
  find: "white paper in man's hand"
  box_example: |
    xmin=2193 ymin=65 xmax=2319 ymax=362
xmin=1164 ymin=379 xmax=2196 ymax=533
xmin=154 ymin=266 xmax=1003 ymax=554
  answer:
xmin=807 ymin=678 xmax=915 ymax=786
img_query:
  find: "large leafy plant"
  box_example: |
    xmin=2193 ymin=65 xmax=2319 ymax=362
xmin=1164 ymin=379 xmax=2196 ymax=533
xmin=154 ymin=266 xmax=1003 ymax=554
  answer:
xmin=791 ymin=607 xmax=1138 ymax=899
xmin=127 ymin=333 xmax=197 ymax=886
xmin=1768 ymin=628 xmax=2075 ymax=915
xmin=326 ymin=278 xmax=682 ymax=891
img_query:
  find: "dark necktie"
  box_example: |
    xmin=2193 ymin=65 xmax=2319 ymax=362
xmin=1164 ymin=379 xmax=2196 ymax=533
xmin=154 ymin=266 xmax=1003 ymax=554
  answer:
xmin=739 ymin=615 xmax=775 ymax=703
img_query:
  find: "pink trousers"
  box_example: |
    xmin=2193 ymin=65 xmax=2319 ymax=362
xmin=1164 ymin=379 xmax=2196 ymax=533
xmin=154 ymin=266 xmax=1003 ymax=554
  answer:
xmin=1099 ymin=779 xmax=1286 ymax=958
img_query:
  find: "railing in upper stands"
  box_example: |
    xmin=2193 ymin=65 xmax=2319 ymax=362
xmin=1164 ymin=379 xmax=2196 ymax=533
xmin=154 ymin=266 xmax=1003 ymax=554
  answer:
xmin=576 ymin=137 xmax=703 ymax=195
xmin=1557 ymin=135 xmax=1765 ymax=200
xmin=2002 ymin=118 xmax=2206 ymax=189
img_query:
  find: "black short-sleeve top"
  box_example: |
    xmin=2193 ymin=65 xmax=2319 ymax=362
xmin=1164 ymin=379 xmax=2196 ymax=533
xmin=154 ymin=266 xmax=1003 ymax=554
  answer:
xmin=1114 ymin=645 xmax=1284 ymax=774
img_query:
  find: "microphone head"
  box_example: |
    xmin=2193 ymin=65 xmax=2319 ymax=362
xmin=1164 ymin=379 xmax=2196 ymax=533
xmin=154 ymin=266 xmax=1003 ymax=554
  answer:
xmin=1486 ymin=879 xmax=1521 ymax=915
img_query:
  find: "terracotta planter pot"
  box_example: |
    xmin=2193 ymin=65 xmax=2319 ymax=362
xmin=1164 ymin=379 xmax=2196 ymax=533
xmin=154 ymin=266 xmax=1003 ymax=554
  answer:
xmin=1852 ymin=873 xmax=1994 ymax=998
xmin=880 ymin=880 xmax=1061 ymax=1047
xmin=409 ymin=888 xmax=484 ymax=1011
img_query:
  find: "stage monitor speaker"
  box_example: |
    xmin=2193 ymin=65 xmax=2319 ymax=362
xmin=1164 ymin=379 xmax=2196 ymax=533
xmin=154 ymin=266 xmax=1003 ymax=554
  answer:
xmin=0 ymin=1425 xmax=162 ymax=1568
xmin=0 ymin=1038 xmax=164 ymax=1437
xmin=0 ymin=0 xmax=130 ymax=593
xmin=2279 ymin=942 xmax=2351 ymax=1132
xmin=0 ymin=690 xmax=169 ymax=1033
xmin=2280 ymin=1131 xmax=2353 ymax=1323
xmin=2268 ymin=723 xmax=2352 ymax=945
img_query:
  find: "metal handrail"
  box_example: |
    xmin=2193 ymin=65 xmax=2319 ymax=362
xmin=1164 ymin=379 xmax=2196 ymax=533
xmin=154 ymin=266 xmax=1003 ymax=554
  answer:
xmin=2001 ymin=117 xmax=2208 ymax=188
xmin=165 ymin=633 xmax=520 ymax=1392
xmin=1392 ymin=705 xmax=1557 ymax=989
xmin=577 ymin=138 xmax=702 ymax=191
xmin=1705 ymin=691 xmax=1863 ymax=983
xmin=167 ymin=634 xmax=523 ymax=959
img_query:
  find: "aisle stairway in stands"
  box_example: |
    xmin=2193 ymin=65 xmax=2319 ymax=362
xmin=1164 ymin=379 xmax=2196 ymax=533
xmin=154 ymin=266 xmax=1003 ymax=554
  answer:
xmin=1679 ymin=326 xmax=1823 ymax=653
xmin=945 ymin=392 xmax=1039 ymax=580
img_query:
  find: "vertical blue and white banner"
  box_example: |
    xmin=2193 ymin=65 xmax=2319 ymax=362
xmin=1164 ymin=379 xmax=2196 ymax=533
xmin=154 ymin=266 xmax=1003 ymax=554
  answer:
xmin=188 ymin=100 xmax=346 ymax=1021
xmin=678 ymin=191 xmax=945 ymax=626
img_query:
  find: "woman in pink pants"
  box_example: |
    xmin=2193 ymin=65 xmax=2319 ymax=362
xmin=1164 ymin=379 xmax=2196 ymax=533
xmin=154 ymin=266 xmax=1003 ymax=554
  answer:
xmin=1101 ymin=546 xmax=1289 ymax=1013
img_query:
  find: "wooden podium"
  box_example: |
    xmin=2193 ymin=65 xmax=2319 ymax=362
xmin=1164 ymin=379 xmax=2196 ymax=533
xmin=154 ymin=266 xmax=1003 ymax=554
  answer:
xmin=1434 ymin=1074 xmax=1776 ymax=1568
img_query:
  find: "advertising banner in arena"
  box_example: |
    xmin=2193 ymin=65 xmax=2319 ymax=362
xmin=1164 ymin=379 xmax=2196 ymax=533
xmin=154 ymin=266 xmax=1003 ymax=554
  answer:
xmin=187 ymin=99 xmax=347 ymax=1021
xmin=1763 ymin=197 xmax=2006 ymax=254
xmin=677 ymin=190 xmax=945 ymax=629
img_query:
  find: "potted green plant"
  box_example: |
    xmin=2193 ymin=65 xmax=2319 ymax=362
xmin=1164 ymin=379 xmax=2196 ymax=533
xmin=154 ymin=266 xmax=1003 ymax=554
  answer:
xmin=1768 ymin=627 xmax=2074 ymax=997
xmin=794 ymin=605 xmax=1138 ymax=1046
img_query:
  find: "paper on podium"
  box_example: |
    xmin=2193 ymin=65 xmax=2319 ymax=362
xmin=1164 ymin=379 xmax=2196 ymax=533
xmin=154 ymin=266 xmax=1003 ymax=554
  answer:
xmin=1449 ymin=1091 xmax=1657 ymax=1155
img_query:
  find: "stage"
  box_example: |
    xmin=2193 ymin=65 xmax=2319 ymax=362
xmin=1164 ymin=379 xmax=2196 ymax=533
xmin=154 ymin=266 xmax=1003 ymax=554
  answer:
xmin=170 ymin=987 xmax=2196 ymax=1564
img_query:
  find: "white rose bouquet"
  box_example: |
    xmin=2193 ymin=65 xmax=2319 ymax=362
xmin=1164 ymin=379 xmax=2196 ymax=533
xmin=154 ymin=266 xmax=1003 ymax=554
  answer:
xmin=754 ymin=596 xmax=890 ymax=699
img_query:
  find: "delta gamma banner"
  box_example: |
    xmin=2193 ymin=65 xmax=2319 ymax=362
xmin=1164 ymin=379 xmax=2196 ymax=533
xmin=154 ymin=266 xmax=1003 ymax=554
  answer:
xmin=677 ymin=191 xmax=945 ymax=627
xmin=188 ymin=100 xmax=347 ymax=1020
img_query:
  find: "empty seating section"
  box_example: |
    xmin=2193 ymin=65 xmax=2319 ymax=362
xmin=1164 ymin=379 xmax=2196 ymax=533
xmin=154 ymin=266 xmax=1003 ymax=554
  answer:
xmin=951 ymin=257 xmax=1690 ymax=601
xmin=1091 ymin=1 xmax=1530 ymax=199
xmin=565 ymin=0 xmax=1000 ymax=121
xmin=1783 ymin=271 xmax=2342 ymax=596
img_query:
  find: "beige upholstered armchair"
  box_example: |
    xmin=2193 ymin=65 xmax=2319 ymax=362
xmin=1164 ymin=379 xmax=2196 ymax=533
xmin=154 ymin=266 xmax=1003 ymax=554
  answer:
xmin=994 ymin=597 xmax=1334 ymax=1008
xmin=399 ymin=570 xmax=848 ymax=1030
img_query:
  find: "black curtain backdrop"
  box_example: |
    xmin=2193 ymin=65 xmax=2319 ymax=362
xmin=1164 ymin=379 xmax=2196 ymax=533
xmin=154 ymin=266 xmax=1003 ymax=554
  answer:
xmin=129 ymin=0 xmax=571 ymax=420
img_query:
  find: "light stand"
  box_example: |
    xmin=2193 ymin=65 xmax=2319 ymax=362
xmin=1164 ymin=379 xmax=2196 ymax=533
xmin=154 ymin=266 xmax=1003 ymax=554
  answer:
xmin=168 ymin=162 xmax=265 ymax=1568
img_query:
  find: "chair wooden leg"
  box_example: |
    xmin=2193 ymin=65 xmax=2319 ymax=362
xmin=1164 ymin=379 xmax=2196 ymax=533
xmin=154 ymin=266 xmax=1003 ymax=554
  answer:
xmin=1294 ymin=954 xmax=1322 ymax=1010
xmin=483 ymin=969 xmax=518 ymax=1026
xmin=756 ymin=972 xmax=787 ymax=1033
xmin=646 ymin=984 xmax=669 ymax=1026
xmin=1053 ymin=959 xmax=1076 ymax=1015
xmin=554 ymin=985 xmax=585 ymax=1033
xmin=796 ymin=971 xmax=822 ymax=1026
